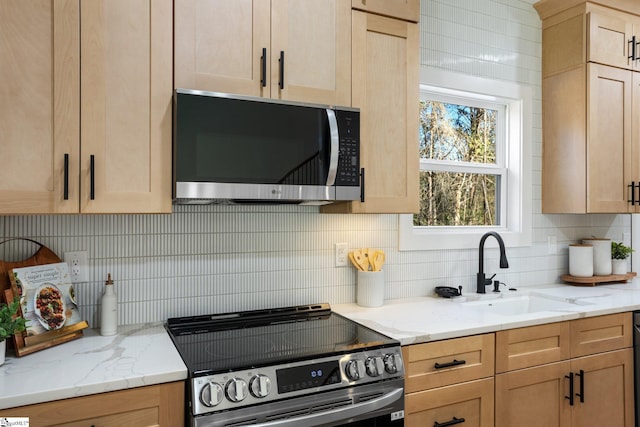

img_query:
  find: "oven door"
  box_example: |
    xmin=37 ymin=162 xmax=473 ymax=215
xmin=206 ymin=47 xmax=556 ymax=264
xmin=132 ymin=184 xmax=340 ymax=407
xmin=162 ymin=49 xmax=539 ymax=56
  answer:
xmin=192 ymin=378 xmax=404 ymax=427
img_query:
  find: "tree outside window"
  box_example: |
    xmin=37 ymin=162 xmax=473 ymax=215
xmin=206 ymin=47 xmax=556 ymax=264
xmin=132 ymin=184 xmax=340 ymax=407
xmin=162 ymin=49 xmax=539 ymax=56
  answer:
xmin=416 ymin=97 xmax=505 ymax=228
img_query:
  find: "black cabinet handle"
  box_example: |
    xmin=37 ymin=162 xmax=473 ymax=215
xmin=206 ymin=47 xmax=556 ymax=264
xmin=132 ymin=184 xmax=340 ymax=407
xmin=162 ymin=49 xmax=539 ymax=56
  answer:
xmin=629 ymin=36 xmax=637 ymax=60
xmin=63 ymin=153 xmax=69 ymax=200
xmin=576 ymin=369 xmax=585 ymax=403
xmin=434 ymin=417 xmax=466 ymax=427
xmin=434 ymin=359 xmax=466 ymax=369
xmin=278 ymin=50 xmax=285 ymax=89
xmin=90 ymin=154 xmax=95 ymax=200
xmin=565 ymin=372 xmax=574 ymax=406
xmin=360 ymin=168 xmax=365 ymax=203
xmin=629 ymin=182 xmax=636 ymax=205
xmin=260 ymin=47 xmax=267 ymax=87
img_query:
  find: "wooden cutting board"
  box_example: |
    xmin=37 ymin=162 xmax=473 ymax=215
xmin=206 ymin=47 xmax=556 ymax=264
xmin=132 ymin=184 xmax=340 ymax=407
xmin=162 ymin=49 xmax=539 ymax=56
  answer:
xmin=0 ymin=238 xmax=62 ymax=294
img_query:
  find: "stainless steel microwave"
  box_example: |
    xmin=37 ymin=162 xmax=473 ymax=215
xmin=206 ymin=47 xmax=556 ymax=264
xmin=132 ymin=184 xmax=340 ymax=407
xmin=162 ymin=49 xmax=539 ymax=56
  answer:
xmin=173 ymin=89 xmax=361 ymax=205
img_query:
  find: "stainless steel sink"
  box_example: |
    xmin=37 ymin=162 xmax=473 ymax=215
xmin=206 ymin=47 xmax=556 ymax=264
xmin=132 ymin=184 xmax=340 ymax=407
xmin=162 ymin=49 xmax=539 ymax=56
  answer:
xmin=460 ymin=294 xmax=586 ymax=316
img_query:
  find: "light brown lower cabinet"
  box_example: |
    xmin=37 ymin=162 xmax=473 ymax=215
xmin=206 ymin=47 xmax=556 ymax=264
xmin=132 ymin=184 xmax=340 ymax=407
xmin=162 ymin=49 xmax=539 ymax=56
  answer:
xmin=405 ymin=377 xmax=494 ymax=427
xmin=496 ymin=349 xmax=634 ymax=427
xmin=0 ymin=382 xmax=184 ymax=427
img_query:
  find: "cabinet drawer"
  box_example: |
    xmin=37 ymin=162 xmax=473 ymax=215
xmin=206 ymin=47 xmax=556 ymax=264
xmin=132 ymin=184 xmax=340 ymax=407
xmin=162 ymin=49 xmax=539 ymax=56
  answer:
xmin=402 ymin=334 xmax=494 ymax=392
xmin=351 ymin=0 xmax=419 ymax=22
xmin=496 ymin=321 xmax=570 ymax=373
xmin=0 ymin=382 xmax=184 ymax=426
xmin=570 ymin=312 xmax=632 ymax=357
xmin=405 ymin=378 xmax=494 ymax=427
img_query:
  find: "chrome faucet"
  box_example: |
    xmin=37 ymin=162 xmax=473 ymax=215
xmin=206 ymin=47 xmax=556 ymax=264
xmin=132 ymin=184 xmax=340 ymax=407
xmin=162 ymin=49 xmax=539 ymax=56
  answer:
xmin=477 ymin=231 xmax=509 ymax=294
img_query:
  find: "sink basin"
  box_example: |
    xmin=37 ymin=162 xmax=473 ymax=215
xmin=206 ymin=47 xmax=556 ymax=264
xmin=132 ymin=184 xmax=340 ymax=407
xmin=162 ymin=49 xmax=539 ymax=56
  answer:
xmin=460 ymin=295 xmax=584 ymax=316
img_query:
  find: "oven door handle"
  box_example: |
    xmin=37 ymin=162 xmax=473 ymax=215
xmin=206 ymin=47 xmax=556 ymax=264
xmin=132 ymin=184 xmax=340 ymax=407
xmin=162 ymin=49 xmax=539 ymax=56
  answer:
xmin=252 ymin=387 xmax=404 ymax=427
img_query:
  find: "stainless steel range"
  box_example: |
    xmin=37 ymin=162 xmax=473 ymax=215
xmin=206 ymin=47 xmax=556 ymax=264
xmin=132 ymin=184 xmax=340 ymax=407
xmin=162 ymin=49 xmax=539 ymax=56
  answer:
xmin=166 ymin=303 xmax=405 ymax=427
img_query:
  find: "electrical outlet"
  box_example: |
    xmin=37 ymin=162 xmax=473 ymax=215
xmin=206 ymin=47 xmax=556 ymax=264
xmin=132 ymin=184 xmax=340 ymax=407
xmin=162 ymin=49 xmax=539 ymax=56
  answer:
xmin=547 ymin=235 xmax=557 ymax=255
xmin=335 ymin=243 xmax=348 ymax=267
xmin=65 ymin=251 xmax=89 ymax=283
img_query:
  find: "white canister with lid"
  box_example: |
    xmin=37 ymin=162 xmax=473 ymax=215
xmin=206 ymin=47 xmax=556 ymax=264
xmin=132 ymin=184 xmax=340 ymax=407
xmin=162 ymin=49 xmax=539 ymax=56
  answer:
xmin=582 ymin=238 xmax=612 ymax=276
xmin=569 ymin=244 xmax=593 ymax=277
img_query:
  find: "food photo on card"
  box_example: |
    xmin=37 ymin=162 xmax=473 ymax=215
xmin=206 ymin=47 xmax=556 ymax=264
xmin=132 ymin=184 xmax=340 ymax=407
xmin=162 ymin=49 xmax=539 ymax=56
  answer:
xmin=9 ymin=262 xmax=82 ymax=336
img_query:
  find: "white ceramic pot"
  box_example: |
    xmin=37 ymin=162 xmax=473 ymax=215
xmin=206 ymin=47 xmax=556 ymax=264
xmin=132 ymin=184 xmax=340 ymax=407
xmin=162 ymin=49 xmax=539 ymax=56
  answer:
xmin=582 ymin=238 xmax=612 ymax=276
xmin=612 ymin=259 xmax=628 ymax=275
xmin=569 ymin=244 xmax=593 ymax=277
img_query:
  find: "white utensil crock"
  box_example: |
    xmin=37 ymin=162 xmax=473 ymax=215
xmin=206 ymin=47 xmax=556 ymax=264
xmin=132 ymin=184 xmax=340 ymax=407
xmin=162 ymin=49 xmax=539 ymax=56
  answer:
xmin=357 ymin=270 xmax=384 ymax=307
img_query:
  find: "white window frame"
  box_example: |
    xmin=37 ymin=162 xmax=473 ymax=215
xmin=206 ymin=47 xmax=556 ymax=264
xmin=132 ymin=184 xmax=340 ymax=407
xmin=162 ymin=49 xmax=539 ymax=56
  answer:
xmin=399 ymin=68 xmax=532 ymax=250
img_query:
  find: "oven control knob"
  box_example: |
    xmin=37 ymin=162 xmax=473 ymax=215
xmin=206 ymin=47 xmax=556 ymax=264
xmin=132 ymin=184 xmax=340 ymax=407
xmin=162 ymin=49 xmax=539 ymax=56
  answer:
xmin=225 ymin=378 xmax=248 ymax=402
xmin=200 ymin=381 xmax=224 ymax=407
xmin=365 ymin=356 xmax=385 ymax=377
xmin=249 ymin=374 xmax=272 ymax=398
xmin=345 ymin=360 xmax=361 ymax=381
xmin=384 ymin=353 xmax=403 ymax=374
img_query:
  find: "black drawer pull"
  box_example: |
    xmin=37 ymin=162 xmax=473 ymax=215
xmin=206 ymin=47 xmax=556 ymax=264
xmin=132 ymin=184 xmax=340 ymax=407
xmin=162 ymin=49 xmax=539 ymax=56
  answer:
xmin=434 ymin=416 xmax=466 ymax=427
xmin=434 ymin=359 xmax=466 ymax=369
xmin=629 ymin=36 xmax=637 ymax=60
xmin=565 ymin=372 xmax=574 ymax=406
xmin=576 ymin=369 xmax=585 ymax=403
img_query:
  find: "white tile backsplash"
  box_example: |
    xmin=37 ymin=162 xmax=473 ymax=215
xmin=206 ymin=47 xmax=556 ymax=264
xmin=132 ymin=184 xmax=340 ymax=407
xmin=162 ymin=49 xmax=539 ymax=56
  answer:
xmin=1 ymin=0 xmax=631 ymax=327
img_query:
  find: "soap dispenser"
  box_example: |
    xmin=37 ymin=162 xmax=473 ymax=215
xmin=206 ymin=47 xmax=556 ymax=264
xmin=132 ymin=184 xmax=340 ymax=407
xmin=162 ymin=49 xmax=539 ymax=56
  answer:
xmin=100 ymin=273 xmax=118 ymax=336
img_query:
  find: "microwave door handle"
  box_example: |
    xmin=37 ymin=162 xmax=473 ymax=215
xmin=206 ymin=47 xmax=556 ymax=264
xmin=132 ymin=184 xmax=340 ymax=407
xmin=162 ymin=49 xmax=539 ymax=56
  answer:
xmin=326 ymin=109 xmax=339 ymax=186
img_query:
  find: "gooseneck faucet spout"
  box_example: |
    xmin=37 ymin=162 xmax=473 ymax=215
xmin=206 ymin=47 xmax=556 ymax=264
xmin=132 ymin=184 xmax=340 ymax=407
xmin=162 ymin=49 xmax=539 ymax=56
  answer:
xmin=477 ymin=231 xmax=509 ymax=294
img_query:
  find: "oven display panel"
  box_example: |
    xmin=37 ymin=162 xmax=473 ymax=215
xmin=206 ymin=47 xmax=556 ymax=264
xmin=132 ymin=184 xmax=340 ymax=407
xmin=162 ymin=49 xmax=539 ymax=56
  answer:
xmin=276 ymin=361 xmax=341 ymax=393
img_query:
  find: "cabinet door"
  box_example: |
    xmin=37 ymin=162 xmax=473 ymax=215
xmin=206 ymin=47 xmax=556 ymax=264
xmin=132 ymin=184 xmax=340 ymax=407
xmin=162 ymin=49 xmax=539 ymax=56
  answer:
xmin=324 ymin=11 xmax=419 ymax=213
xmin=495 ymin=361 xmax=572 ymax=427
xmin=632 ymin=72 xmax=640 ymax=211
xmin=0 ymin=0 xmax=80 ymax=214
xmin=588 ymin=11 xmax=639 ymax=71
xmin=587 ymin=63 xmax=632 ymax=213
xmin=405 ymin=378 xmax=494 ymax=427
xmin=351 ymin=0 xmax=419 ymax=22
xmin=271 ymin=0 xmax=351 ymax=106
xmin=174 ymin=0 xmax=270 ymax=97
xmin=571 ymin=349 xmax=635 ymax=427
xmin=80 ymin=0 xmax=172 ymax=213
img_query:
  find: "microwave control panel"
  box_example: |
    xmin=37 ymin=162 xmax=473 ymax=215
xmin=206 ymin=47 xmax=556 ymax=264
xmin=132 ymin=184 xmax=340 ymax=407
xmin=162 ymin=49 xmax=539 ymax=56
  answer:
xmin=335 ymin=111 xmax=360 ymax=186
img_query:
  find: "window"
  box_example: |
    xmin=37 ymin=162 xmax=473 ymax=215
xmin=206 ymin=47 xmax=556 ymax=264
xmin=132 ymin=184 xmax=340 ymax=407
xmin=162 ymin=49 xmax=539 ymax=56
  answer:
xmin=399 ymin=68 xmax=532 ymax=250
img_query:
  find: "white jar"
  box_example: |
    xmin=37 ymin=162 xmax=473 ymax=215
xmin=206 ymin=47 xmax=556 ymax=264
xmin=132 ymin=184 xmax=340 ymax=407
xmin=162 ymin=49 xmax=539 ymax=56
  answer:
xmin=569 ymin=244 xmax=593 ymax=277
xmin=582 ymin=238 xmax=611 ymax=276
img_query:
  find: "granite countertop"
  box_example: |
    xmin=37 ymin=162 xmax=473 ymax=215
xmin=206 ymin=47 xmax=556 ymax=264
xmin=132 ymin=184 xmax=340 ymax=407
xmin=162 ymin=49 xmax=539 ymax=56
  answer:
xmin=333 ymin=281 xmax=640 ymax=345
xmin=0 ymin=323 xmax=187 ymax=410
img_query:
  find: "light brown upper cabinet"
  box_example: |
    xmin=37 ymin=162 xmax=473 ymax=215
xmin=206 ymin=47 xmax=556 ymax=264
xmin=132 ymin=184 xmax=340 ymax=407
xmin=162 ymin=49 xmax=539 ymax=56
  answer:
xmin=174 ymin=0 xmax=351 ymax=107
xmin=536 ymin=0 xmax=640 ymax=213
xmin=322 ymin=10 xmax=420 ymax=214
xmin=351 ymin=0 xmax=420 ymax=22
xmin=0 ymin=0 xmax=173 ymax=215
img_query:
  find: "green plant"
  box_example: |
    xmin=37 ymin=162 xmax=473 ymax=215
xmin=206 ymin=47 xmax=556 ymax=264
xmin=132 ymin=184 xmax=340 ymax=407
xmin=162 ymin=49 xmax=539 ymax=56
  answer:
xmin=0 ymin=298 xmax=27 ymax=341
xmin=611 ymin=241 xmax=634 ymax=260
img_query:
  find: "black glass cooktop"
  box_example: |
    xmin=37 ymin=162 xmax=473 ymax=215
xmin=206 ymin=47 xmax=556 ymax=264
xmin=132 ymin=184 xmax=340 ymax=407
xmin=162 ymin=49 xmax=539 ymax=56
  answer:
xmin=166 ymin=303 xmax=398 ymax=377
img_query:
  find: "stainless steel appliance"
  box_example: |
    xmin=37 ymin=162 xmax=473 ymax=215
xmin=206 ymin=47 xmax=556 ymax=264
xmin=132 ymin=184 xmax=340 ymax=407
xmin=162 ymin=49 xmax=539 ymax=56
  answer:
xmin=173 ymin=90 xmax=362 ymax=205
xmin=166 ymin=303 xmax=405 ymax=427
